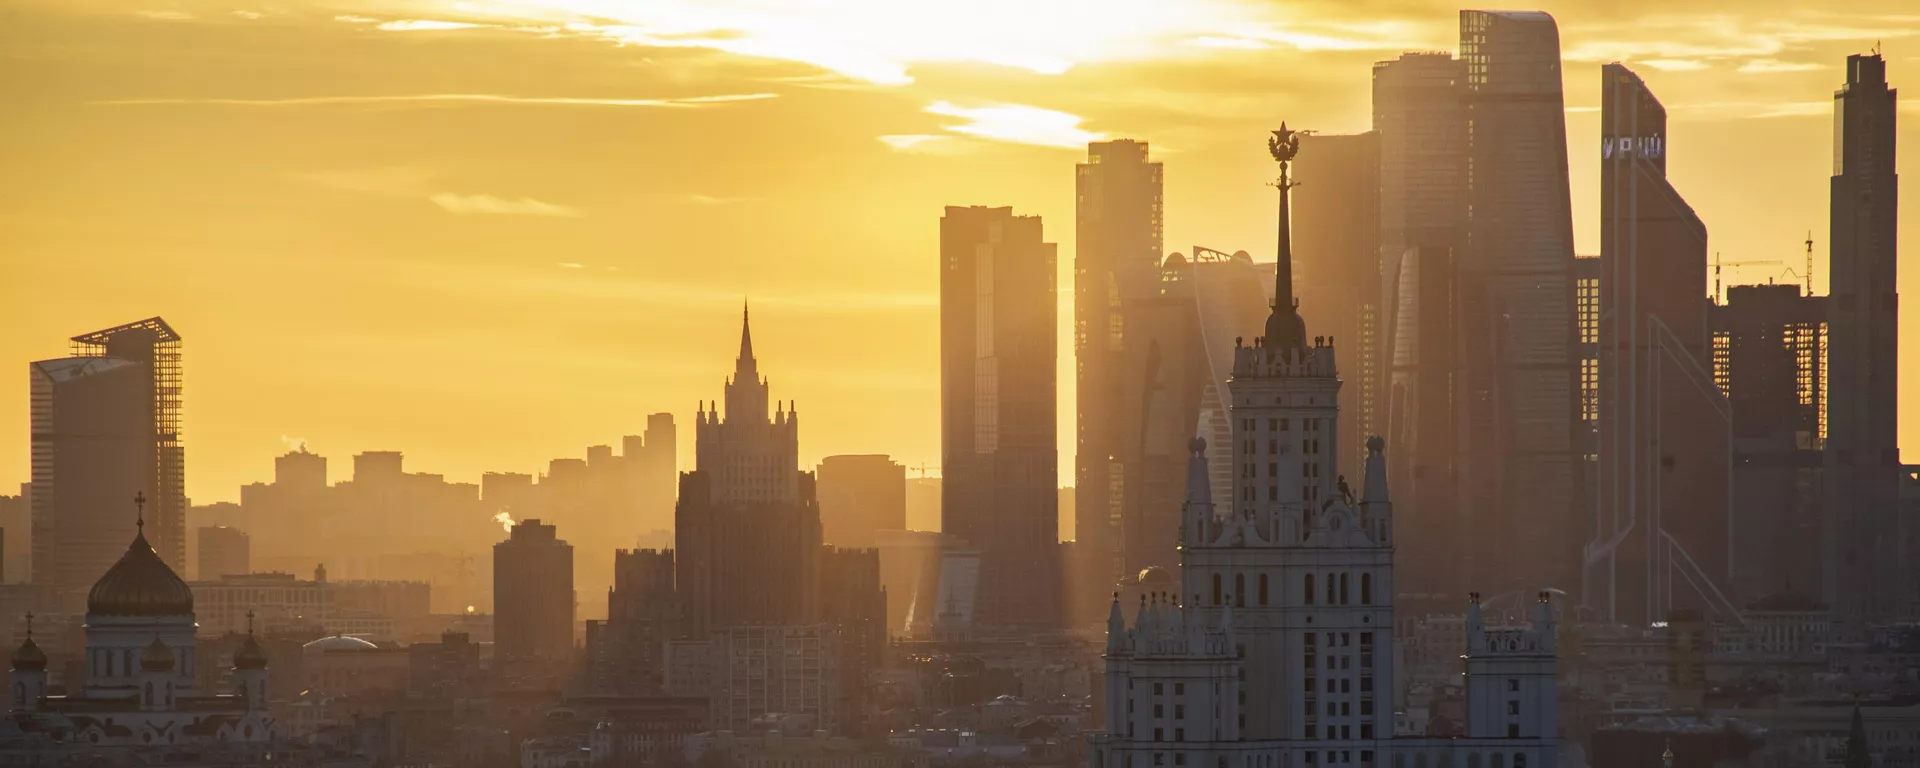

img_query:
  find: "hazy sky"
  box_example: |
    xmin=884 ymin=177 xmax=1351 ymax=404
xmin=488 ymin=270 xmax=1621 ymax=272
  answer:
xmin=2 ymin=0 xmax=1917 ymax=504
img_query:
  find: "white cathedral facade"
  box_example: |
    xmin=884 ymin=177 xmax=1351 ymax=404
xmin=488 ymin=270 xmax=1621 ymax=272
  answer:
xmin=8 ymin=499 xmax=274 ymax=748
xmin=1089 ymin=127 xmax=1557 ymax=768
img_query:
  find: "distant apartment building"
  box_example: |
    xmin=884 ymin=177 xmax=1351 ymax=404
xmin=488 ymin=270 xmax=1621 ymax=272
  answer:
xmin=816 ymin=455 xmax=906 ymax=549
xmin=196 ymin=525 xmax=251 ymax=580
xmin=585 ymin=547 xmax=678 ymax=694
xmin=940 ymin=205 xmax=1061 ymax=631
xmin=29 ymin=317 xmax=185 ymax=605
xmin=493 ymin=519 xmax=576 ymax=662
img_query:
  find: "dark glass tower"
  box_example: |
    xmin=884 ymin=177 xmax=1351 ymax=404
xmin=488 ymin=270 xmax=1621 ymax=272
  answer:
xmin=1591 ymin=63 xmax=1725 ymax=626
xmin=1825 ymin=53 xmax=1901 ymax=620
xmin=941 ymin=206 xmax=1061 ymax=631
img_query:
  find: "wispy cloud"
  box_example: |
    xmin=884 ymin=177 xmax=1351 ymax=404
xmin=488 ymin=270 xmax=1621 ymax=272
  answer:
xmin=134 ymin=10 xmax=194 ymax=21
xmin=556 ymin=262 xmax=586 ymax=269
xmin=877 ymin=134 xmax=948 ymax=152
xmin=430 ymin=194 xmax=582 ymax=217
xmin=293 ymin=167 xmax=584 ymax=218
xmin=925 ymin=102 xmax=1103 ymax=149
xmin=687 ymin=194 xmax=751 ymax=205
xmin=377 ymin=19 xmax=490 ymax=31
xmin=92 ymin=93 xmax=777 ymax=108
xmin=1564 ymin=13 xmax=1920 ymax=65
xmin=232 ymin=10 xmax=263 ymax=20
xmin=1739 ymin=59 xmax=1824 ymax=73
xmin=342 ymin=0 xmax=1356 ymax=86
xmin=1642 ymin=59 xmax=1710 ymax=72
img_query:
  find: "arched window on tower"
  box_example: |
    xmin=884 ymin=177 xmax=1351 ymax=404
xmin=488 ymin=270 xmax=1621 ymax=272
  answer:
xmin=1361 ymin=574 xmax=1372 ymax=605
xmin=1340 ymin=573 xmax=1349 ymax=605
xmin=1236 ymin=574 xmax=1246 ymax=607
xmin=1304 ymin=574 xmax=1315 ymax=605
xmin=1213 ymin=574 xmax=1223 ymax=605
xmin=1259 ymin=574 xmax=1270 ymax=605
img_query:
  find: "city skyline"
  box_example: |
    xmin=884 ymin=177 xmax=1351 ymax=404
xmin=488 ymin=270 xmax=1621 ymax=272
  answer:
xmin=6 ymin=1 xmax=1920 ymax=503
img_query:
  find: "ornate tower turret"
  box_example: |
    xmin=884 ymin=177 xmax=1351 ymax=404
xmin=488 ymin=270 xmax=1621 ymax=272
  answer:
xmin=233 ymin=610 xmax=270 ymax=708
xmin=9 ymin=613 xmax=47 ymax=713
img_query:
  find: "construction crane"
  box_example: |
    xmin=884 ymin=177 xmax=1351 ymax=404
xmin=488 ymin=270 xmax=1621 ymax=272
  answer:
xmin=1778 ymin=232 xmax=1817 ymax=295
xmin=1713 ymin=253 xmax=1783 ymax=304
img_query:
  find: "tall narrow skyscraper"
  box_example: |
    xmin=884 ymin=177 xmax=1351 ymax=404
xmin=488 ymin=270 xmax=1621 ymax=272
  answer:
xmin=1825 ymin=52 xmax=1901 ymax=620
xmin=675 ymin=308 xmax=823 ymax=636
xmin=1591 ymin=63 xmax=1726 ymax=626
xmin=1293 ymin=131 xmax=1382 ymax=478
xmin=941 ymin=205 xmax=1061 ymax=630
xmin=29 ymin=317 xmax=185 ymax=605
xmin=1459 ymin=11 xmax=1579 ymax=595
xmin=1075 ymin=141 xmax=1165 ymax=591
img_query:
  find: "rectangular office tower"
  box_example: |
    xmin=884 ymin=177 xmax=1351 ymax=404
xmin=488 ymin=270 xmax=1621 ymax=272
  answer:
xmin=941 ymin=205 xmax=1061 ymax=631
xmin=1459 ymin=11 xmax=1580 ymax=595
xmin=1712 ymin=285 xmax=1826 ymax=605
xmin=29 ymin=317 xmax=185 ymax=605
xmin=676 ymin=308 xmax=823 ymax=636
xmin=1293 ymin=132 xmax=1382 ymax=479
xmin=1825 ymin=53 xmax=1902 ymax=620
xmin=493 ymin=518 xmax=576 ymax=662
xmin=1591 ymin=64 xmax=1727 ymax=626
xmin=1074 ymin=141 xmax=1165 ymax=593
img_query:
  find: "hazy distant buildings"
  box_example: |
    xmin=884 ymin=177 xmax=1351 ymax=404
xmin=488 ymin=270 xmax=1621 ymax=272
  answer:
xmin=675 ymin=309 xmax=822 ymax=636
xmin=586 ymin=547 xmax=678 ymax=693
xmin=28 ymin=317 xmax=185 ymax=603
xmin=197 ymin=525 xmax=251 ymax=580
xmin=1073 ymin=140 xmax=1166 ymax=593
xmin=940 ymin=205 xmax=1062 ymax=631
xmin=1459 ymin=10 xmax=1579 ymax=594
xmin=816 ymin=455 xmax=906 ymax=549
xmin=493 ymin=518 xmax=575 ymax=662
xmin=820 ymin=547 xmax=884 ymax=735
xmin=1294 ymin=132 xmax=1382 ymax=477
xmin=1374 ymin=52 xmax=1467 ymax=294
xmin=875 ymin=529 xmax=944 ymax=638
xmin=1713 ymin=284 xmax=1826 ymax=604
xmin=1592 ymin=63 xmax=1726 ymax=625
xmin=1169 ymin=249 xmax=1276 ymax=522
xmin=707 ymin=624 xmax=842 ymax=734
xmin=1825 ymin=52 xmax=1903 ymax=620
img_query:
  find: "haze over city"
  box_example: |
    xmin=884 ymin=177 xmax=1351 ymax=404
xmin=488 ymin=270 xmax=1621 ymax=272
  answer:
xmin=4 ymin=0 xmax=1920 ymax=504
xmin=3 ymin=1 xmax=1920 ymax=766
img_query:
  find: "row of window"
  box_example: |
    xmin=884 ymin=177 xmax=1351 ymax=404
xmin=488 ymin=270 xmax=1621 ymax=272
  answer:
xmin=1205 ymin=573 xmax=1376 ymax=606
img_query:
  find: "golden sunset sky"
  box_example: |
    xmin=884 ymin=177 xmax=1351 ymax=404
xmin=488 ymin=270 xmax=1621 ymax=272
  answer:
xmin=2 ymin=0 xmax=1917 ymax=507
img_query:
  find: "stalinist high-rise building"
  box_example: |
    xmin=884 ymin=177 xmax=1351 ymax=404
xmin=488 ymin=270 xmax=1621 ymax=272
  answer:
xmin=675 ymin=307 xmax=823 ymax=637
xmin=1089 ymin=127 xmax=1557 ymax=768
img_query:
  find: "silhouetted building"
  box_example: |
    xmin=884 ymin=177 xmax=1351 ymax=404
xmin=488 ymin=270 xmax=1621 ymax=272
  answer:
xmin=821 ymin=547 xmax=884 ymax=735
xmin=1384 ymin=244 xmax=1460 ymax=600
xmin=1825 ymin=52 xmax=1902 ymax=620
xmin=1459 ymin=10 xmax=1579 ymax=595
xmin=940 ymin=205 xmax=1061 ymax=631
xmin=493 ymin=518 xmax=575 ymax=662
xmin=816 ymin=455 xmax=906 ymax=549
xmin=0 ymin=485 xmax=25 ymax=584
xmin=1592 ymin=63 xmax=1726 ymax=626
xmin=1075 ymin=140 xmax=1165 ymax=593
xmin=197 ymin=525 xmax=251 ymax=580
xmin=1374 ymin=51 xmax=1467 ymax=601
xmin=875 ymin=529 xmax=944 ymax=638
xmin=409 ymin=630 xmax=483 ymax=698
xmin=1294 ymin=131 xmax=1382 ymax=477
xmin=586 ymin=547 xmax=677 ymax=693
xmin=29 ymin=317 xmax=185 ymax=604
xmin=676 ymin=308 xmax=822 ymax=636
xmin=1713 ymin=284 xmax=1827 ymax=606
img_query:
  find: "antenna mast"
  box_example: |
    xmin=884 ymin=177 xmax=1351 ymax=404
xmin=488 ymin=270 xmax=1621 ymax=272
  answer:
xmin=1805 ymin=231 xmax=1814 ymax=295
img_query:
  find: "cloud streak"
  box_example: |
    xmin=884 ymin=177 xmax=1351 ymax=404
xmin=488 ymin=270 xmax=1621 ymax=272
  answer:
xmin=92 ymin=93 xmax=777 ymax=108
xmin=925 ymin=102 xmax=1104 ymax=149
xmin=430 ymin=194 xmax=582 ymax=217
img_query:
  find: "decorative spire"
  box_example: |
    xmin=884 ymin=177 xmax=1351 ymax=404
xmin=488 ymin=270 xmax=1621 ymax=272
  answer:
xmin=737 ymin=300 xmax=757 ymax=375
xmin=134 ymin=491 xmax=146 ymax=534
xmin=1263 ymin=124 xmax=1309 ymax=350
xmin=1847 ymin=703 xmax=1871 ymax=768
